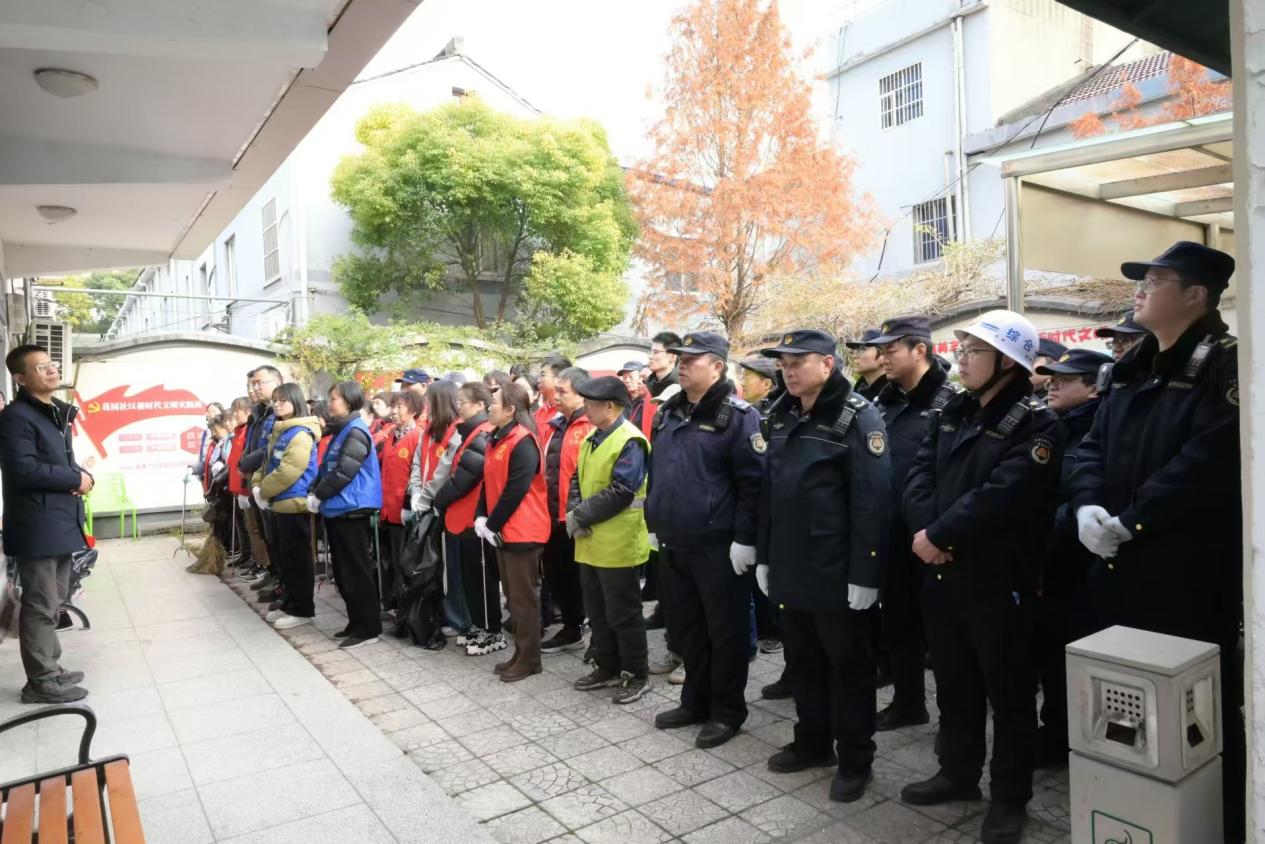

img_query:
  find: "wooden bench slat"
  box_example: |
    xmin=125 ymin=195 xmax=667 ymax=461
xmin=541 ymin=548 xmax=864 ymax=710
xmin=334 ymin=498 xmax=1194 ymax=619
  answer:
xmin=69 ymin=769 xmax=106 ymax=844
xmin=0 ymin=783 xmax=35 ymax=844
xmin=103 ymin=761 xmax=146 ymax=844
xmin=37 ymin=776 xmax=69 ymax=844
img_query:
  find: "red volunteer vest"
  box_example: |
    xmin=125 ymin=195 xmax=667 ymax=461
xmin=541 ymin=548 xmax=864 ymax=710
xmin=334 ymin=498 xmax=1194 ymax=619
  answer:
xmin=444 ymin=420 xmax=495 ymax=534
xmin=482 ymin=423 xmax=551 ymax=544
xmin=419 ymin=421 xmax=458 ymax=483
xmin=533 ymin=403 xmax=557 ymax=441
xmin=554 ymin=414 xmax=595 ymax=522
xmin=633 ymin=392 xmax=655 ymax=439
xmin=379 ymin=424 xmax=422 ymax=525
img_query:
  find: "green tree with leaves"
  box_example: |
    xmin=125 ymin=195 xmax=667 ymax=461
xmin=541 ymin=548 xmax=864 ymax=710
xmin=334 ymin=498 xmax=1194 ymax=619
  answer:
xmin=52 ymin=270 xmax=138 ymax=334
xmin=329 ymin=97 xmax=636 ymax=341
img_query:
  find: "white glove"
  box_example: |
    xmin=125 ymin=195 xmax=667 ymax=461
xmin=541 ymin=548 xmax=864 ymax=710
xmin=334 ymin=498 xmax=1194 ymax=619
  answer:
xmin=252 ymin=486 xmax=270 ymax=511
xmin=211 ymin=461 xmax=224 ymax=476
xmin=305 ymin=494 xmax=321 ymax=514
xmin=1077 ymin=505 xmax=1121 ymax=558
xmin=565 ymin=511 xmax=591 ymax=539
xmin=410 ymin=492 xmax=426 ymax=515
xmin=474 ymin=517 xmax=500 ymax=546
xmin=647 ymin=532 xmax=659 ymax=551
xmin=756 ymin=564 xmax=769 ymax=596
xmin=730 ymin=542 xmax=756 ymax=576
xmin=1104 ymin=516 xmax=1132 ymax=545
xmin=848 ymin=584 xmax=879 ymax=611
xmin=236 ymin=495 xmax=250 ymax=511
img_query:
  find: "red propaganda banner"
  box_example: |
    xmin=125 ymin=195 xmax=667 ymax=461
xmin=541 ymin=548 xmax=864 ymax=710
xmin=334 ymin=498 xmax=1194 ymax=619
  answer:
xmin=74 ymin=385 xmax=205 ymax=457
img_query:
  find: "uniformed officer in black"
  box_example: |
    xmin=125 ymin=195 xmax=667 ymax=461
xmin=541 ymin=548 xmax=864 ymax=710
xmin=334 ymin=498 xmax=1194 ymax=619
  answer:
xmin=739 ymin=354 xmax=783 ymax=656
xmin=845 ymin=328 xmax=888 ymax=401
xmin=1094 ymin=309 xmax=1148 ymax=360
xmin=1029 ymin=337 xmax=1068 ymax=402
xmin=1068 ymin=241 xmax=1243 ymax=842
xmin=1030 ymin=347 xmax=1113 ymax=767
xmin=646 ymin=331 xmax=765 ymax=749
xmin=755 ymin=329 xmax=890 ymax=803
xmin=870 ymin=315 xmax=950 ymax=732
xmin=901 ymin=309 xmax=1064 ymax=844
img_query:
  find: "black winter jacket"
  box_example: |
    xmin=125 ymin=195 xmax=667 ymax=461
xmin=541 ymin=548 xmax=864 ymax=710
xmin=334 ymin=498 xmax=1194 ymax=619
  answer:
xmin=311 ymin=415 xmax=374 ymax=505
xmin=1041 ymin=397 xmax=1099 ymax=598
xmin=758 ymin=371 xmax=890 ymax=613
xmin=904 ymin=374 xmax=1064 ymax=596
xmin=645 ymin=380 xmax=764 ymax=548
xmin=433 ymin=412 xmax=491 ymax=513
xmin=237 ymin=402 xmax=274 ymax=477
xmin=875 ymin=363 xmax=951 ymax=515
xmin=1067 ymin=311 xmax=1240 ymax=642
xmin=0 ymin=390 xmax=88 ymax=557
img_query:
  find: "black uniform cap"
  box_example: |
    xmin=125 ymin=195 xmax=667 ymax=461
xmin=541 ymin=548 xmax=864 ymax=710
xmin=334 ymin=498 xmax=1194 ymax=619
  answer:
xmin=1034 ymin=348 xmax=1115 ymax=376
xmin=1037 ymin=338 xmax=1069 ymax=360
xmin=668 ymin=331 xmax=729 ymax=359
xmin=843 ymin=327 xmax=882 ymax=349
xmin=868 ymin=316 xmax=932 ymax=345
xmin=616 ymin=360 xmax=647 ymax=374
xmin=576 ymin=375 xmax=631 ymax=406
xmin=738 ymin=355 xmax=777 ymax=379
xmin=762 ymin=329 xmax=838 ymax=358
xmin=1094 ymin=310 xmax=1148 ymax=338
xmin=1121 ymin=240 xmax=1235 ymax=291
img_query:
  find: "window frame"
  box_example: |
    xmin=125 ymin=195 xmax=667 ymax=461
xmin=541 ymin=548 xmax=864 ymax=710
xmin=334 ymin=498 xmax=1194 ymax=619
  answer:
xmin=879 ymin=62 xmax=924 ymax=130
xmin=261 ymin=199 xmax=281 ymax=283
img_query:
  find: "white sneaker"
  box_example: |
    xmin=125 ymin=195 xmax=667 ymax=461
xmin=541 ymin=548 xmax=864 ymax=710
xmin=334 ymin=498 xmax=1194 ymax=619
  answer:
xmin=273 ymin=614 xmax=312 ymax=630
xmin=668 ymin=663 xmax=686 ymax=685
xmin=456 ymin=628 xmax=480 ymax=647
xmin=467 ymin=631 xmax=508 ymax=656
xmin=265 ymin=609 xmax=285 ymax=623
xmin=441 ymin=625 xmax=458 ymax=637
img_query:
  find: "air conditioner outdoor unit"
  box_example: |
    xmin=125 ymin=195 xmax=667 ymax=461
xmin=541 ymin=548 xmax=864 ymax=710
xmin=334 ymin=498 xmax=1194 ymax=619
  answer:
xmin=32 ymin=294 xmax=56 ymax=319
xmin=29 ymin=319 xmax=73 ymax=376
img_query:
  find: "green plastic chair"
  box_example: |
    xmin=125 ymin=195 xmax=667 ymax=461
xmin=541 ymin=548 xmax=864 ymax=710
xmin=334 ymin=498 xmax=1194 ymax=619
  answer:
xmin=85 ymin=472 xmax=139 ymax=540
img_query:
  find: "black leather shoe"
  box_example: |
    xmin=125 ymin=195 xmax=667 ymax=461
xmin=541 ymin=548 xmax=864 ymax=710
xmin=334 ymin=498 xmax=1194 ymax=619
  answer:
xmin=761 ymin=679 xmax=791 ymax=700
xmin=654 ymin=706 xmax=706 ymax=730
xmin=876 ymin=702 xmax=930 ymax=732
xmin=695 ymin=721 xmax=737 ymax=749
xmin=767 ymin=743 xmax=836 ymax=773
xmin=981 ymin=801 xmax=1027 ymax=844
xmin=900 ymin=773 xmax=983 ymax=806
xmin=829 ymin=769 xmax=873 ymax=803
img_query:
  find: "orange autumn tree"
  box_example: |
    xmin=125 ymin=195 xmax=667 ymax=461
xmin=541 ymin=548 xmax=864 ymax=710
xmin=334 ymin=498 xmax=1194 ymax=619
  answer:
xmin=1069 ymin=55 xmax=1231 ymax=138
xmin=629 ymin=0 xmax=877 ymax=339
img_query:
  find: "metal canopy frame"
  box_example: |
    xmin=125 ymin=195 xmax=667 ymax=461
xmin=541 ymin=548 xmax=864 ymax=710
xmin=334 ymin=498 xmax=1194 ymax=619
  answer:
xmin=978 ymin=114 xmax=1234 ymax=310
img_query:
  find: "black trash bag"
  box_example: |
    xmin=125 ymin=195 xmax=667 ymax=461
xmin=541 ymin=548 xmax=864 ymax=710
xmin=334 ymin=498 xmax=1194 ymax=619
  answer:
xmin=394 ymin=513 xmax=447 ymax=650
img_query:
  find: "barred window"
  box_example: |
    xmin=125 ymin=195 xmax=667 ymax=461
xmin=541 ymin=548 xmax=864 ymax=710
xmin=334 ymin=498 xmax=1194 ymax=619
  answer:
xmin=879 ymin=62 xmax=923 ymax=129
xmin=261 ymin=199 xmax=280 ymax=282
xmin=912 ymin=196 xmax=956 ymax=263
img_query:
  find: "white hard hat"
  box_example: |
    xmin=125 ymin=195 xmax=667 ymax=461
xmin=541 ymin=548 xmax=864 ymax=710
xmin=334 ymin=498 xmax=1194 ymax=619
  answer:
xmin=954 ymin=309 xmax=1039 ymax=372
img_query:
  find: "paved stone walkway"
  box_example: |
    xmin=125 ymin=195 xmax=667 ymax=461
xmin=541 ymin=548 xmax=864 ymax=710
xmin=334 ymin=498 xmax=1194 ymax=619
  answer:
xmin=226 ymin=552 xmax=1073 ymax=843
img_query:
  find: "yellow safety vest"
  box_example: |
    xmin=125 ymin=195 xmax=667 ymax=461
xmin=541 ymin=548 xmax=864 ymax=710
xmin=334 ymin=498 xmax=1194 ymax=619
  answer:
xmin=574 ymin=420 xmax=650 ymax=569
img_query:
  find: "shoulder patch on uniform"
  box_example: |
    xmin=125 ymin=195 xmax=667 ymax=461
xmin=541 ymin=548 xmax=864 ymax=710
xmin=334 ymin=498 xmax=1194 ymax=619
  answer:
xmin=1030 ymin=434 xmax=1053 ymax=465
xmin=847 ymin=394 xmax=868 ymax=409
xmin=726 ymin=395 xmax=751 ymax=411
xmin=749 ymin=432 xmax=767 ymax=454
xmin=1227 ymin=377 xmax=1239 ymax=407
xmin=866 ymin=430 xmax=886 ymax=457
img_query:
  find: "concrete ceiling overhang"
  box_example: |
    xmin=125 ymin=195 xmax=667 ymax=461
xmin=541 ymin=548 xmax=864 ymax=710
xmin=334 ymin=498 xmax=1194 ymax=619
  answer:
xmin=0 ymin=0 xmax=418 ymax=278
xmin=1055 ymin=0 xmax=1230 ymax=76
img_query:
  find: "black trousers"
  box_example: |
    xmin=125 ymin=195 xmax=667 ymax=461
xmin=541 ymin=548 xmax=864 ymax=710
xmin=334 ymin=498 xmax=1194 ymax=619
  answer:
xmin=255 ymin=503 xmax=280 ymax=571
xmin=662 ymin=542 xmax=751 ymax=728
xmin=325 ymin=516 xmax=382 ymax=638
xmin=1034 ymin=584 xmax=1096 ymax=755
xmin=542 ymin=522 xmax=584 ymax=629
xmin=923 ymin=582 xmax=1036 ymax=805
xmin=882 ymin=549 xmax=926 ymax=708
xmin=580 ymin=563 xmax=647 ymax=677
xmin=273 ymin=513 xmax=316 ymax=618
xmin=449 ymin=530 xmax=502 ymax=633
xmin=782 ymin=607 xmax=877 ymax=776
xmin=753 ymin=581 xmax=779 ymax=640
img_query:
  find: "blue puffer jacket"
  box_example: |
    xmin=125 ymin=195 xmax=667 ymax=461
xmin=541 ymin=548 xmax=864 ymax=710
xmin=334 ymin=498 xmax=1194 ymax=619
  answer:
xmin=318 ymin=415 xmax=383 ymax=517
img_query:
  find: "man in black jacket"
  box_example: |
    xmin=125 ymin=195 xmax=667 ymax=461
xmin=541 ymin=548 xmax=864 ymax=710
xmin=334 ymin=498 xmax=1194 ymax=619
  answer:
xmin=901 ymin=310 xmax=1064 ymax=844
xmin=755 ymin=329 xmax=890 ymax=803
xmin=647 ymin=331 xmax=764 ymax=749
xmin=1068 ymin=242 xmax=1243 ymax=841
xmin=0 ymin=345 xmax=92 ymax=703
xmin=541 ymin=367 xmax=592 ymax=653
xmin=872 ymin=316 xmax=951 ymax=732
xmin=644 ymin=331 xmax=681 ymax=398
xmin=237 ymin=366 xmax=283 ymax=602
xmin=1030 ymin=347 xmax=1111 ymax=767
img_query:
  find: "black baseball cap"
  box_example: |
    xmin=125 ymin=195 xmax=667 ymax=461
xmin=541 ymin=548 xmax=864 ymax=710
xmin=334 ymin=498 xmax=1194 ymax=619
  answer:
xmin=868 ymin=316 xmax=932 ymax=345
xmin=1035 ymin=348 xmax=1114 ymax=376
xmin=576 ymin=375 xmax=631 ymax=406
xmin=843 ymin=328 xmax=882 ymax=350
xmin=762 ymin=329 xmax=838 ymax=358
xmin=1121 ymin=241 xmax=1235 ymax=291
xmin=669 ymin=331 xmax=729 ymax=359
xmin=617 ymin=360 xmax=646 ymax=374
xmin=1037 ymin=338 xmax=1069 ymax=360
xmin=1094 ymin=311 xmax=1148 ymax=338
xmin=738 ymin=355 xmax=776 ymax=379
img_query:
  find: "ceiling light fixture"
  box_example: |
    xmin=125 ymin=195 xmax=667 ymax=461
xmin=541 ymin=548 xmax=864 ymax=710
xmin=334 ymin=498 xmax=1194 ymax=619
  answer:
xmin=33 ymin=68 xmax=99 ymax=98
xmin=37 ymin=205 xmax=77 ymax=224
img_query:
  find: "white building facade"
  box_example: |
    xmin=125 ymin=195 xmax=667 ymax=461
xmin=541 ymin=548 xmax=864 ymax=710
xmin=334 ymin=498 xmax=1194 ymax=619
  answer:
xmin=111 ymin=41 xmax=542 ymax=341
